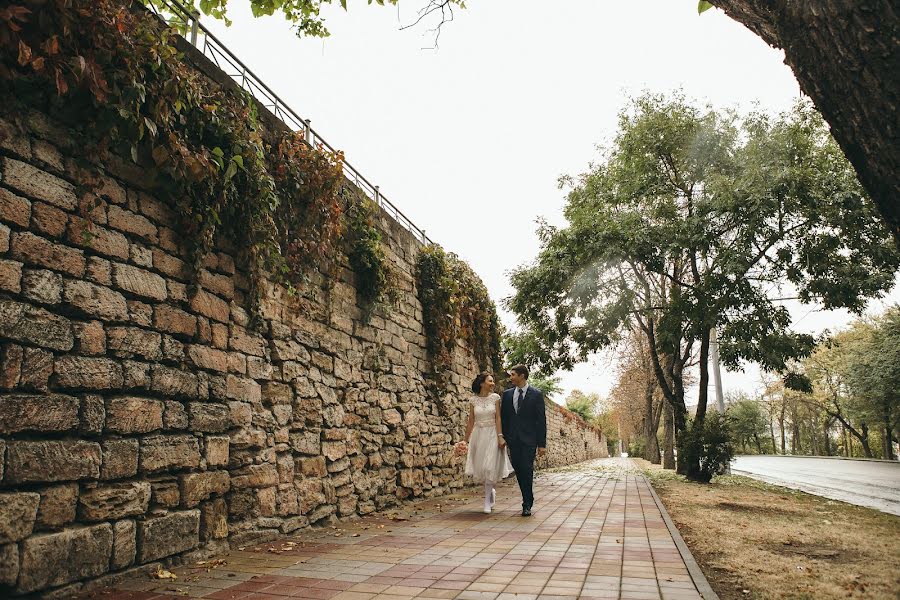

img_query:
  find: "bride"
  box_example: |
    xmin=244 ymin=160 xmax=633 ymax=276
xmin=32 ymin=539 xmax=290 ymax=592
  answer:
xmin=463 ymin=372 xmax=514 ymax=513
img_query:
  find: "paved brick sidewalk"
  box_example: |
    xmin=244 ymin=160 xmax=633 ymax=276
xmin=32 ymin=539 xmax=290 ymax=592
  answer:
xmin=84 ymin=459 xmax=710 ymax=600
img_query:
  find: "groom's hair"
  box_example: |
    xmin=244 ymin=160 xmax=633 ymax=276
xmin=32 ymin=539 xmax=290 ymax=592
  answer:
xmin=471 ymin=372 xmax=493 ymax=393
xmin=509 ymin=364 xmax=529 ymax=379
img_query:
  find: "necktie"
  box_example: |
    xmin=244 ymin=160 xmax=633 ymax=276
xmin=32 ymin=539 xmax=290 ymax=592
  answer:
xmin=515 ymin=388 xmax=524 ymax=413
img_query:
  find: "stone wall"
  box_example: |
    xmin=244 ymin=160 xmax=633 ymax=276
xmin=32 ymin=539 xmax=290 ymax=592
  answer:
xmin=0 ymin=47 xmax=605 ymax=599
xmin=538 ymin=404 xmax=609 ymax=470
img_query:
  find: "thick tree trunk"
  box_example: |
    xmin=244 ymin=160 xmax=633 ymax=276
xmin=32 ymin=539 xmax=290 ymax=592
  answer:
xmin=860 ymin=422 xmax=873 ymax=458
xmin=643 ymin=379 xmax=661 ymax=464
xmin=709 ymin=0 xmax=900 ymax=246
xmin=663 ymin=403 xmax=676 ymax=469
xmin=684 ymin=328 xmax=712 ymax=481
xmin=769 ymin=418 xmax=777 ymax=454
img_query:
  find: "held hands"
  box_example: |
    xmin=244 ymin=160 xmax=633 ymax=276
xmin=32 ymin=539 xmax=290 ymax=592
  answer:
xmin=537 ymin=447 xmax=546 ymax=457
xmin=497 ymin=434 xmax=506 ymax=449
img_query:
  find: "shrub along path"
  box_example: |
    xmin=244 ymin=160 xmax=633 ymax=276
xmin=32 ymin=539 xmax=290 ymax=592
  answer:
xmin=82 ymin=458 xmax=713 ymax=600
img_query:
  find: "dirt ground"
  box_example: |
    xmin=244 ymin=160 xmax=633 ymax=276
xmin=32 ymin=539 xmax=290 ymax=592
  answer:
xmin=635 ymin=459 xmax=900 ymax=600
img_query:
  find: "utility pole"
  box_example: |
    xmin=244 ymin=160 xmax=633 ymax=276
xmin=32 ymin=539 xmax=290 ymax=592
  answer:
xmin=710 ymin=327 xmax=725 ymax=414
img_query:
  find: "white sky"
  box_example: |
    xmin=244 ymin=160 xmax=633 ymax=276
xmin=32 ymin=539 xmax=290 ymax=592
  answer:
xmin=199 ymin=0 xmax=899 ymax=405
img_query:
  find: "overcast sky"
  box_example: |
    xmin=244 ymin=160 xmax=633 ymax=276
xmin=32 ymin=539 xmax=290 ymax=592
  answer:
xmin=198 ymin=0 xmax=899 ymax=404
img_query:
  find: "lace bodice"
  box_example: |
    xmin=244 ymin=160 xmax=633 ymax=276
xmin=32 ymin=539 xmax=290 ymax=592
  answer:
xmin=471 ymin=393 xmax=500 ymax=427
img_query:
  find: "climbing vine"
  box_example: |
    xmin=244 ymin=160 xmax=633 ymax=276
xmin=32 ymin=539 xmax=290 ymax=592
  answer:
xmin=343 ymin=187 xmax=395 ymax=318
xmin=415 ymin=245 xmax=502 ymax=383
xmin=0 ymin=0 xmax=392 ymax=321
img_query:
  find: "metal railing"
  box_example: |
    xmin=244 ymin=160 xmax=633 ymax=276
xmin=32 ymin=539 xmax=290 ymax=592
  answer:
xmin=144 ymin=0 xmax=432 ymax=245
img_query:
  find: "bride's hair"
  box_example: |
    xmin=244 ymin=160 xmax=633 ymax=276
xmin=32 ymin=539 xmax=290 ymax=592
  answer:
xmin=470 ymin=372 xmax=493 ymax=394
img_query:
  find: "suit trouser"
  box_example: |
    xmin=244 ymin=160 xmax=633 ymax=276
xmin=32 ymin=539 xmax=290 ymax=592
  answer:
xmin=507 ymin=443 xmax=536 ymax=507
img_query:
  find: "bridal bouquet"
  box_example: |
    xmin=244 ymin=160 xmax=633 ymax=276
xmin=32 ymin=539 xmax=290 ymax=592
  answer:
xmin=453 ymin=440 xmax=468 ymax=457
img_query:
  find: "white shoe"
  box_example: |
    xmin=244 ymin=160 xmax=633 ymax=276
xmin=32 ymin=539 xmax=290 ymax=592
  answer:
xmin=483 ymin=505 xmax=492 ymax=514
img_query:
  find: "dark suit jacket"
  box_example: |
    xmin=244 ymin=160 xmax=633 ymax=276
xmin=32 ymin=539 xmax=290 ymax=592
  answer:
xmin=501 ymin=385 xmax=547 ymax=448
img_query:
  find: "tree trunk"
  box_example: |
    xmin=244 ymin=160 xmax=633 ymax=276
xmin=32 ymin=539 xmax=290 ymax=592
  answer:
xmin=790 ymin=403 xmax=800 ymax=454
xmin=860 ymin=422 xmax=873 ymax=458
xmin=769 ymin=418 xmax=777 ymax=454
xmin=663 ymin=403 xmax=676 ymax=469
xmin=779 ymin=402 xmax=786 ymax=454
xmin=754 ymin=433 xmax=762 ymax=454
xmin=709 ymin=0 xmax=900 ymax=246
xmin=884 ymin=408 xmax=895 ymax=461
xmin=643 ymin=379 xmax=661 ymax=464
xmin=684 ymin=328 xmax=712 ymax=481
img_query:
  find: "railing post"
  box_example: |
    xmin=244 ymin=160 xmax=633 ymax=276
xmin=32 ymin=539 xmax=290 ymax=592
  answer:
xmin=374 ymin=186 xmax=381 ymax=207
xmin=304 ymin=119 xmax=312 ymax=145
xmin=189 ymin=10 xmax=200 ymax=46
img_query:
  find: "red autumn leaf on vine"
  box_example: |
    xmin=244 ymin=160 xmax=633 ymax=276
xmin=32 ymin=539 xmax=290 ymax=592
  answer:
xmin=54 ymin=66 xmax=68 ymax=95
xmin=31 ymin=56 xmax=44 ymax=71
xmin=45 ymin=35 xmax=59 ymax=55
xmin=17 ymin=39 xmax=31 ymax=65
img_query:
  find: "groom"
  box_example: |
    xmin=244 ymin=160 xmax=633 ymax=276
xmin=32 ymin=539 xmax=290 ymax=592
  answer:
xmin=501 ymin=364 xmax=547 ymax=516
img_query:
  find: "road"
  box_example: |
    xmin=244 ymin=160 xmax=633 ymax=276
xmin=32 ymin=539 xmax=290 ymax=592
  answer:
xmin=731 ymin=455 xmax=900 ymax=516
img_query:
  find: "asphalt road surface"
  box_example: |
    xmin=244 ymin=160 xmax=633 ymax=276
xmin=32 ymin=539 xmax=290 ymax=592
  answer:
xmin=731 ymin=455 xmax=900 ymax=516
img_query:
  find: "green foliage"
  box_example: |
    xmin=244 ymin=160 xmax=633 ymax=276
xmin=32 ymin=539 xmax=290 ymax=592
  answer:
xmin=528 ymin=374 xmax=562 ymax=401
xmin=677 ymin=413 xmax=734 ymax=482
xmin=509 ymin=91 xmax=899 ymax=396
xmin=509 ymin=92 xmax=898 ymax=477
xmin=0 ymin=0 xmax=395 ymax=322
xmin=800 ymin=307 xmax=900 ymax=458
xmin=697 ymin=1 xmax=714 ymax=14
xmin=150 ymin=0 xmax=467 ymax=39
xmin=343 ymin=188 xmax=395 ymax=317
xmin=726 ymin=394 xmax=771 ymax=453
xmin=565 ymin=389 xmax=600 ymax=421
xmin=415 ymin=245 xmax=501 ymax=382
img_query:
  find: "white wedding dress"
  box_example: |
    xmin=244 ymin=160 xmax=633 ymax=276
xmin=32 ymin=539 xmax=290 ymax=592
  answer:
xmin=465 ymin=393 xmax=514 ymax=483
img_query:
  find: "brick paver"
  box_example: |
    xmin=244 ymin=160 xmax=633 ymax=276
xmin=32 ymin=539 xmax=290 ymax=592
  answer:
xmin=84 ymin=459 xmax=707 ymax=600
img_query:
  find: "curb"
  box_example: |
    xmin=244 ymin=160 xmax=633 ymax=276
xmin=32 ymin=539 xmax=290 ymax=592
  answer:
xmin=642 ymin=474 xmax=720 ymax=600
xmin=735 ymin=454 xmax=899 ymax=464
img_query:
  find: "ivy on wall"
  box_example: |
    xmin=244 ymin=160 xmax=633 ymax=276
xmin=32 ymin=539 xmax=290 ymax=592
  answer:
xmin=343 ymin=187 xmax=396 ymax=318
xmin=0 ymin=0 xmax=392 ymax=321
xmin=415 ymin=245 xmax=502 ymax=383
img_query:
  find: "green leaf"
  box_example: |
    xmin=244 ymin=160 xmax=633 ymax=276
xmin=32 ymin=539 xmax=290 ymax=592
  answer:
xmin=698 ymin=1 xmax=713 ymax=14
xmin=211 ymin=146 xmax=224 ymax=157
xmin=232 ymin=154 xmax=244 ymax=168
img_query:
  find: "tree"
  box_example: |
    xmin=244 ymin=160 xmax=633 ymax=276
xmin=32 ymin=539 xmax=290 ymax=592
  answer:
xmin=565 ymin=389 xmax=600 ymax=422
xmin=844 ymin=307 xmax=900 ymax=460
xmin=726 ymin=392 xmax=770 ymax=454
xmin=607 ymin=328 xmax=670 ymax=464
xmin=702 ymin=1 xmax=900 ymax=246
xmin=803 ymin=327 xmax=874 ymax=456
xmin=508 ymin=93 xmax=899 ymax=480
xmin=527 ymin=373 xmax=562 ymax=401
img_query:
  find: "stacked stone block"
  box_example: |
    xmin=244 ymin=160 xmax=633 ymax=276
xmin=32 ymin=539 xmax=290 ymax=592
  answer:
xmin=0 ymin=65 xmax=605 ymax=598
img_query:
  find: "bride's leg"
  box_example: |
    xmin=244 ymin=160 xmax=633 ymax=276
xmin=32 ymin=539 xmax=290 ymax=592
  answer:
xmin=483 ymin=480 xmax=494 ymax=513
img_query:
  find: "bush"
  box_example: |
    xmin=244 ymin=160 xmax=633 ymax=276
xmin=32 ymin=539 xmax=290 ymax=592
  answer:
xmin=677 ymin=412 xmax=735 ymax=483
xmin=628 ymin=435 xmax=647 ymax=459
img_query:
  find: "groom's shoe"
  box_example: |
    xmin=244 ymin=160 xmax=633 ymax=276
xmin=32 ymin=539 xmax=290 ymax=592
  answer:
xmin=521 ymin=505 xmax=532 ymax=517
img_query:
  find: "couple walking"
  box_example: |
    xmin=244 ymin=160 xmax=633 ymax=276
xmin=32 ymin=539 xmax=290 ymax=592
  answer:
xmin=462 ymin=364 xmax=547 ymax=516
